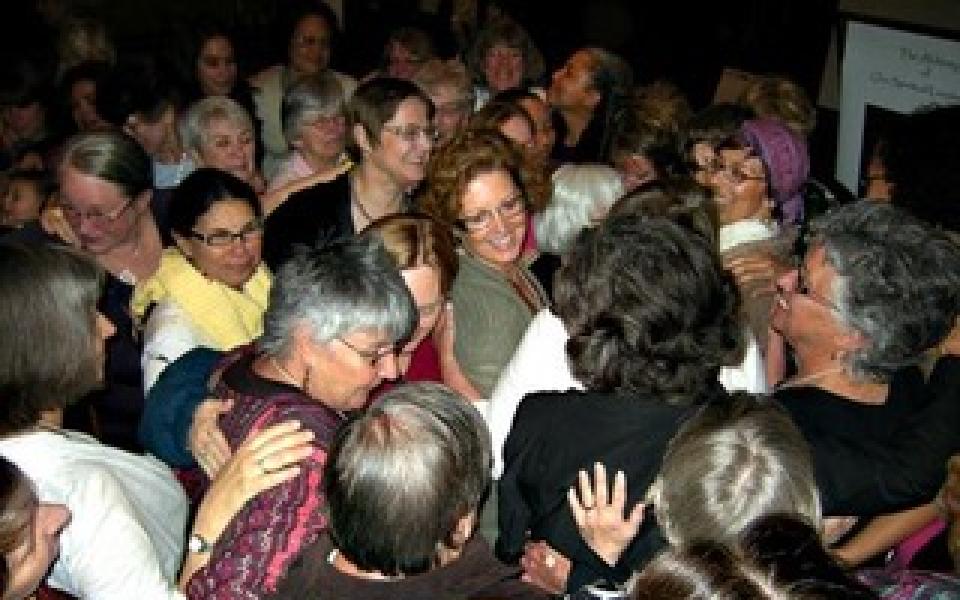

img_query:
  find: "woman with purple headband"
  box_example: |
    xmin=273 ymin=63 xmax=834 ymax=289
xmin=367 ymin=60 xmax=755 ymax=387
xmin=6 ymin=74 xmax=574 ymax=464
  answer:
xmin=705 ymin=117 xmax=809 ymax=374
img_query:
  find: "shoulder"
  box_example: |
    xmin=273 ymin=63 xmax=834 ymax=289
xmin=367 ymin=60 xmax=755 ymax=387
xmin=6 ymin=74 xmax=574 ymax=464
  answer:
xmin=250 ymin=64 xmax=283 ymax=89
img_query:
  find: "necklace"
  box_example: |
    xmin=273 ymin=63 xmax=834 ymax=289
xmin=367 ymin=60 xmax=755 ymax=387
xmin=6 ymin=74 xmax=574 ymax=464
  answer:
xmin=268 ymin=356 xmax=301 ymax=389
xmin=775 ymin=364 xmax=846 ymax=391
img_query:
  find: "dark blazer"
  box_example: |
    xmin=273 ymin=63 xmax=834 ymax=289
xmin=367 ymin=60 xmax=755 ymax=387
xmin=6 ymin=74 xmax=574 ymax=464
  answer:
xmin=497 ymin=386 xmax=724 ymax=590
xmin=262 ymin=171 xmax=354 ymax=270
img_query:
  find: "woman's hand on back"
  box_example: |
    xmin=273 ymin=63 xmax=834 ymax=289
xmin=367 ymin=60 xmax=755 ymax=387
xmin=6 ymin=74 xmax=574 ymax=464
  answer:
xmin=568 ymin=462 xmax=645 ymax=566
xmin=189 ymin=398 xmax=234 ymax=478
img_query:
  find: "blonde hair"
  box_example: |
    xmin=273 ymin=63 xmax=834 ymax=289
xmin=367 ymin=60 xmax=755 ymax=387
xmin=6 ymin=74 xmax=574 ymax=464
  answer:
xmin=740 ymin=76 xmax=816 ymax=138
xmin=654 ymin=394 xmax=822 ymax=548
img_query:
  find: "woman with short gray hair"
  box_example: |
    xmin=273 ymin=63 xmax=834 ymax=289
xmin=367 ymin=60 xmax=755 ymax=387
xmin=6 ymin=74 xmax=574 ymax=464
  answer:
xmin=180 ymin=96 xmax=265 ymax=193
xmin=535 ymin=163 xmax=623 ymax=256
xmin=770 ymin=200 xmax=960 ymax=517
xmin=185 ymin=235 xmax=416 ymax=598
xmin=267 ymin=73 xmax=348 ymax=195
xmin=272 ymin=382 xmax=546 ymax=599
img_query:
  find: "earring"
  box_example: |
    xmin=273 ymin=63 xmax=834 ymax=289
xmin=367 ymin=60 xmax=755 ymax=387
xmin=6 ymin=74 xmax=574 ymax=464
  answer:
xmin=302 ymin=365 xmax=312 ymax=391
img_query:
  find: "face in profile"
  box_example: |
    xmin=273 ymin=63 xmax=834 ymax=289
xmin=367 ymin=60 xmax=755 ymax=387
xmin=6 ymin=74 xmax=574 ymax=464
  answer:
xmin=2 ymin=487 xmax=70 ymax=600
xmin=398 ymin=265 xmax=444 ymax=373
xmin=547 ymin=50 xmax=597 ymax=110
xmin=361 ymin=97 xmax=435 ymax=189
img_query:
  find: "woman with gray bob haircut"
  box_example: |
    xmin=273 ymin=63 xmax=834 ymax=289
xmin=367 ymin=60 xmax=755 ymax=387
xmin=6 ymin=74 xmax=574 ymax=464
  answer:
xmin=535 ymin=163 xmax=624 ymax=255
xmin=268 ymin=73 xmax=348 ymax=193
xmin=273 ymin=382 xmax=547 ymax=598
xmin=185 ymin=235 xmax=417 ymax=597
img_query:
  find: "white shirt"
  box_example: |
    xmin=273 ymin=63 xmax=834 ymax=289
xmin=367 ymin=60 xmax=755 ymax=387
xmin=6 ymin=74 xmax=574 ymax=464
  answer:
xmin=141 ymin=300 xmax=217 ymax=393
xmin=488 ymin=309 xmax=767 ymax=478
xmin=0 ymin=429 xmax=188 ymax=599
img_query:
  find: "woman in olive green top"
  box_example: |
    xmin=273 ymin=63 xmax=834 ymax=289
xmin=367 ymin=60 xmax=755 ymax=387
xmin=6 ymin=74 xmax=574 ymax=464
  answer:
xmin=420 ymin=129 xmax=549 ymax=397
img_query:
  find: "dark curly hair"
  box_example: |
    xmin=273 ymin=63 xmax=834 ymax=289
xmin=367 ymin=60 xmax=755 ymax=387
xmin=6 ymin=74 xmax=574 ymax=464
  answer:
xmin=417 ymin=128 xmax=550 ymax=226
xmin=554 ymin=216 xmax=742 ymax=403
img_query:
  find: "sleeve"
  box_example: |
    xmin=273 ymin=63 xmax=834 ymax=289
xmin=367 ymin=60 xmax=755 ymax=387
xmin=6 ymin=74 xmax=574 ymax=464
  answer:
xmin=55 ymin=465 xmax=184 ymax=600
xmin=718 ymin=328 xmax=768 ymax=394
xmin=139 ymin=347 xmax=224 ymax=468
xmin=496 ymin=397 xmax=542 ymax=563
xmin=185 ymin=408 xmax=330 ymax=599
xmin=489 ymin=310 xmax=578 ymax=478
xmin=452 ymin=279 xmax=531 ymax=398
xmin=142 ymin=302 xmax=207 ymax=394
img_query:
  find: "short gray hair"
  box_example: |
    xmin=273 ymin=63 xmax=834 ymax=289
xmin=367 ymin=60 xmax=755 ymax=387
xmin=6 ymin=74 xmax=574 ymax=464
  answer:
xmin=324 ymin=382 xmax=491 ymax=576
xmin=178 ymin=96 xmax=253 ymax=155
xmin=809 ymin=200 xmax=960 ymax=381
xmin=258 ymin=236 xmax=416 ymax=358
xmin=655 ymin=394 xmax=821 ymax=548
xmin=535 ymin=163 xmax=624 ymax=254
xmin=59 ymin=131 xmax=151 ymax=199
xmin=281 ymin=72 xmax=345 ymax=145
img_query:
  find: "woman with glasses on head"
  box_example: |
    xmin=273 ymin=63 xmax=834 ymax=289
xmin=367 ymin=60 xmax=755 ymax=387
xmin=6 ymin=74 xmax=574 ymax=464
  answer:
xmin=420 ymin=128 xmax=550 ymax=398
xmin=133 ymin=168 xmax=271 ymax=393
xmin=185 ymin=235 xmax=416 ymax=598
xmin=262 ymin=77 xmax=436 ymax=269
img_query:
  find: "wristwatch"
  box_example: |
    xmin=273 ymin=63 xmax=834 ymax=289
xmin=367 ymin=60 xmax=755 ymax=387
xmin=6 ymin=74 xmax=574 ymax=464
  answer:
xmin=188 ymin=533 xmax=213 ymax=554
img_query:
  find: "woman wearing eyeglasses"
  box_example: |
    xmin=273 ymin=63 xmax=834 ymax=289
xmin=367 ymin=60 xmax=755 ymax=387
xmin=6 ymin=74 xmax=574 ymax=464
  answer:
xmin=250 ymin=5 xmax=356 ymax=180
xmin=262 ymin=77 xmax=436 ymax=270
xmin=420 ymin=129 xmax=550 ymax=398
xmin=184 ymin=235 xmax=416 ymax=598
xmin=132 ymin=168 xmax=271 ymax=393
xmin=56 ymin=131 xmax=165 ymax=450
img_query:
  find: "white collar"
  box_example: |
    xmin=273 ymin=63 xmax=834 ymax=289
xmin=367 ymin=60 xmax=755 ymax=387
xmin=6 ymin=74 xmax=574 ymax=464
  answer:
xmin=718 ymin=219 xmax=778 ymax=253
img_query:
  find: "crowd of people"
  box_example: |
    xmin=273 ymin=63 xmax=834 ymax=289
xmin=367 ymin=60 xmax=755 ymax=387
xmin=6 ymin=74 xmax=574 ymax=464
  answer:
xmin=1 ymin=2 xmax=960 ymax=599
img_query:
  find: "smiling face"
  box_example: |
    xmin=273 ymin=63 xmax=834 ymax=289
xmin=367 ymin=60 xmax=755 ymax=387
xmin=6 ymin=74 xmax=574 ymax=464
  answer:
xmin=709 ymin=147 xmax=771 ymax=226
xmin=770 ymin=244 xmax=854 ymax=362
xmin=175 ymin=199 xmax=263 ymax=289
xmin=460 ymin=169 xmax=526 ymax=270
xmin=294 ymin=112 xmax=346 ymax=167
xmin=483 ymin=43 xmax=524 ymax=92
xmin=197 ymin=35 xmax=238 ymax=97
xmin=289 ymin=14 xmax=331 ymax=76
xmin=196 ymin=118 xmax=256 ymax=185
xmin=360 ymin=97 xmax=434 ymax=188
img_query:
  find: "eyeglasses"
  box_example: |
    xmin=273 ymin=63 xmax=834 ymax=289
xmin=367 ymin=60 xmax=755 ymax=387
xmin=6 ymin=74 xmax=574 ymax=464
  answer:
xmin=715 ymin=162 xmax=767 ymax=185
xmin=796 ymin=264 xmax=838 ymax=312
xmin=382 ymin=123 xmax=439 ymax=145
xmin=61 ymin=198 xmax=135 ymax=228
xmin=337 ymin=337 xmax=396 ymax=367
xmin=459 ymin=194 xmax=526 ymax=231
xmin=293 ymin=34 xmax=329 ymax=48
xmin=189 ymin=217 xmax=264 ymax=247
